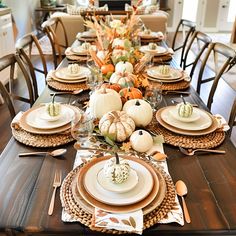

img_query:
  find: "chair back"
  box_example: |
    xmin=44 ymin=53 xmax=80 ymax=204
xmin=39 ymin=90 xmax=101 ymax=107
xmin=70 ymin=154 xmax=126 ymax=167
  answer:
xmin=196 ymin=42 xmax=236 ymax=110
xmin=228 ymin=98 xmax=236 ymax=137
xmin=182 ymin=31 xmax=212 ymax=78
xmin=0 ymin=54 xmax=35 ymax=107
xmin=0 ymin=81 xmax=16 ymax=120
xmin=171 ymin=19 xmax=196 ymax=67
xmin=41 ymin=17 xmax=68 ymax=68
xmin=16 ymin=33 xmax=48 ymax=100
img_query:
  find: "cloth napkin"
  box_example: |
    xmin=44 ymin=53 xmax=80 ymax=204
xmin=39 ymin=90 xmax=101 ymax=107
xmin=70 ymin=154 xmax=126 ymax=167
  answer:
xmin=214 ymin=114 xmax=230 ymax=131
xmin=11 ymin=111 xmax=24 ymax=130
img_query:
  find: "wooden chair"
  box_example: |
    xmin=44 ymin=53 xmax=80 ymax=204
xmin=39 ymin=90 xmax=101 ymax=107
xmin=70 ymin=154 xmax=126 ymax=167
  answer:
xmin=182 ymin=31 xmax=212 ymax=78
xmin=228 ymin=98 xmax=236 ymax=137
xmin=41 ymin=17 xmax=68 ymax=68
xmin=15 ymin=33 xmax=48 ymax=100
xmin=0 ymin=54 xmax=35 ymax=109
xmin=0 ymin=81 xmax=16 ymax=119
xmin=196 ymin=42 xmax=236 ymax=110
xmin=171 ymin=19 xmax=196 ymax=67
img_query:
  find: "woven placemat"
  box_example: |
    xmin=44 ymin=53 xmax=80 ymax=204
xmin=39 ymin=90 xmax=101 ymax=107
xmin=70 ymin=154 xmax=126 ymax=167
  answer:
xmin=47 ymin=80 xmax=88 ymax=92
xmin=150 ymin=79 xmax=190 ymax=91
xmin=12 ymin=127 xmax=74 ymax=148
xmin=153 ymin=54 xmax=172 ymax=63
xmin=148 ymin=121 xmax=225 ymax=149
xmin=141 ymin=38 xmax=162 ymax=44
xmin=60 ymin=160 xmax=176 ymax=234
xmin=66 ymin=54 xmax=89 ymax=62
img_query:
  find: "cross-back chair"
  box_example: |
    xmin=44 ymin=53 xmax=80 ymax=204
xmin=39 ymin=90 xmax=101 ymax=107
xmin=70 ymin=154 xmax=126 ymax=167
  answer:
xmin=196 ymin=42 xmax=236 ymax=110
xmin=0 ymin=54 xmax=35 ymax=113
xmin=228 ymin=98 xmax=236 ymax=137
xmin=41 ymin=17 xmax=69 ymax=68
xmin=15 ymin=33 xmax=48 ymax=100
xmin=182 ymin=31 xmax=212 ymax=78
xmin=171 ymin=19 xmax=196 ymax=67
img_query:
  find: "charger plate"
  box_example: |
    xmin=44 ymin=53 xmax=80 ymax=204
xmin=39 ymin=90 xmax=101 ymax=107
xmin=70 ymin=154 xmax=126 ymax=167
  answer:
xmin=54 ymin=67 xmax=90 ymax=80
xmin=156 ymin=107 xmax=218 ymax=136
xmin=47 ymin=79 xmax=88 ymax=91
xmin=60 ymin=159 xmax=175 ymax=234
xmin=76 ymin=156 xmax=159 ymax=213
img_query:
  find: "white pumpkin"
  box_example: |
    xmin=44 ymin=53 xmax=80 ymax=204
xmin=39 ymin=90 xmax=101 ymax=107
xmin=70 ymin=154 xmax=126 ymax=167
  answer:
xmin=130 ymin=130 xmax=153 ymax=153
xmin=46 ymin=94 xmax=61 ymax=117
xmin=115 ymin=61 xmax=134 ymax=73
xmin=68 ymin=64 xmax=80 ymax=74
xmin=123 ymin=99 xmax=153 ymax=127
xmin=103 ymin=154 xmax=130 ymax=184
xmin=112 ymin=38 xmax=125 ymax=48
xmin=99 ymin=110 xmax=135 ymax=142
xmin=110 ymin=71 xmax=136 ymax=88
xmin=177 ymin=102 xmax=193 ymax=118
xmin=89 ymin=88 xmax=122 ymax=119
xmin=96 ymin=50 xmax=109 ymax=61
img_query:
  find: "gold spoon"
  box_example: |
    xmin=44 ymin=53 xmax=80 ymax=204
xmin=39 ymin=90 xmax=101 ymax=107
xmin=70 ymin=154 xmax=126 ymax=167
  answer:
xmin=50 ymin=89 xmax=84 ymax=96
xmin=175 ymin=180 xmax=191 ymax=223
xmin=18 ymin=149 xmax=67 ymax=158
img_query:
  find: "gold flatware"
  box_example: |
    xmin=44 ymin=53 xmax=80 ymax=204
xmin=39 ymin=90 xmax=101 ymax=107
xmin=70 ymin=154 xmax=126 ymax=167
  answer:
xmin=179 ymin=147 xmax=226 ymax=156
xmin=19 ymin=149 xmax=67 ymax=158
xmin=50 ymin=89 xmax=84 ymax=96
xmin=175 ymin=180 xmax=191 ymax=223
xmin=163 ymin=91 xmax=190 ymax=95
xmin=48 ymin=170 xmax=62 ymax=215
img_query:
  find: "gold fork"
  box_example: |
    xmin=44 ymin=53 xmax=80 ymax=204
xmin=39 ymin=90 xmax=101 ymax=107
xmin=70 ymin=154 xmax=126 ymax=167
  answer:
xmin=48 ymin=170 xmax=62 ymax=215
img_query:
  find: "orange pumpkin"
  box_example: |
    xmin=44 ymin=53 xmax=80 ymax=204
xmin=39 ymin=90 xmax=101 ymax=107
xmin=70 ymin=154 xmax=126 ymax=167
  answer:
xmin=101 ymin=83 xmax=122 ymax=93
xmin=119 ymin=87 xmax=143 ymax=104
xmin=101 ymin=64 xmax=115 ymax=74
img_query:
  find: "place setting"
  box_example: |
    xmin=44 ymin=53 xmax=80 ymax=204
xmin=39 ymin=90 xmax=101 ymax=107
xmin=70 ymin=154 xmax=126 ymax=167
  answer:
xmin=11 ymin=95 xmax=82 ymax=148
xmin=139 ymin=29 xmax=164 ymax=44
xmin=76 ymin=29 xmax=97 ymax=42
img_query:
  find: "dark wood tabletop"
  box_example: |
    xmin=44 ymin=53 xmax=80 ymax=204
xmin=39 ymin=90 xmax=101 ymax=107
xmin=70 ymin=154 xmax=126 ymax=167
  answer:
xmin=0 ymin=50 xmax=236 ymax=236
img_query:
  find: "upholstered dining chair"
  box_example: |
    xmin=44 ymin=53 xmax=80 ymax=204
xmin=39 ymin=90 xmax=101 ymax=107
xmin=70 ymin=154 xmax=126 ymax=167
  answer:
xmin=0 ymin=54 xmax=35 ymax=110
xmin=195 ymin=42 xmax=236 ymax=110
xmin=228 ymin=98 xmax=236 ymax=137
xmin=15 ymin=33 xmax=48 ymax=100
xmin=171 ymin=19 xmax=196 ymax=67
xmin=182 ymin=31 xmax=212 ymax=78
xmin=41 ymin=17 xmax=69 ymax=68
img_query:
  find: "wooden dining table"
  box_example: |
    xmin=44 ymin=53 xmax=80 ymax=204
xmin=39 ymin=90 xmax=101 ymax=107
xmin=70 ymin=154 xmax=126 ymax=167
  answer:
xmin=0 ymin=42 xmax=236 ymax=236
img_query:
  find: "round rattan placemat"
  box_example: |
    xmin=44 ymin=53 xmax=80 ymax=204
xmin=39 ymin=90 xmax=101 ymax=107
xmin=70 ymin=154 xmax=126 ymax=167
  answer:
xmin=66 ymin=54 xmax=89 ymax=62
xmin=60 ymin=160 xmax=176 ymax=234
xmin=12 ymin=127 xmax=74 ymax=148
xmin=141 ymin=38 xmax=162 ymax=44
xmin=150 ymin=79 xmax=190 ymax=91
xmin=153 ymin=54 xmax=172 ymax=63
xmin=47 ymin=80 xmax=88 ymax=92
xmin=148 ymin=121 xmax=225 ymax=149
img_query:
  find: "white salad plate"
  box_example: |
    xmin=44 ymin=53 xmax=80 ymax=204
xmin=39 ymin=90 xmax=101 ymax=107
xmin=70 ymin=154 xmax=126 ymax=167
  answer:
xmin=147 ymin=66 xmax=183 ymax=80
xmin=160 ymin=106 xmax=213 ymax=131
xmin=83 ymin=160 xmax=154 ymax=206
xmin=97 ymin=168 xmax=139 ymax=193
xmin=54 ymin=67 xmax=90 ymax=80
xmin=139 ymin=31 xmax=163 ymax=39
xmin=71 ymin=45 xmax=96 ymax=55
xmin=25 ymin=105 xmax=75 ymax=129
xmin=140 ymin=45 xmax=167 ymax=55
xmin=169 ymin=106 xmax=201 ymax=123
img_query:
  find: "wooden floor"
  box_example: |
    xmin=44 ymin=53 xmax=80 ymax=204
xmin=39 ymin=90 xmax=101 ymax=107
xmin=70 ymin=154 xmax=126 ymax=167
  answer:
xmin=0 ymin=35 xmax=235 ymax=153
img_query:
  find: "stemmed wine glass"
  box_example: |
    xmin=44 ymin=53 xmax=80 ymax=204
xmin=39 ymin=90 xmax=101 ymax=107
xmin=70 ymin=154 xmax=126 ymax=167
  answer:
xmin=71 ymin=111 xmax=94 ymax=147
xmin=144 ymin=84 xmax=163 ymax=111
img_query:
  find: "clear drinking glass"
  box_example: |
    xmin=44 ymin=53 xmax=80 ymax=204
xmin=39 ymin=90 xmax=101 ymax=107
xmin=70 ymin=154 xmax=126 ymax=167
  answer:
xmin=71 ymin=111 xmax=94 ymax=147
xmin=145 ymin=85 xmax=163 ymax=111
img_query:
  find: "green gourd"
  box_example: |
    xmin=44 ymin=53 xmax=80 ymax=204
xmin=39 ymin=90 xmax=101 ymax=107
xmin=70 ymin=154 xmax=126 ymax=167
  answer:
xmin=159 ymin=65 xmax=170 ymax=75
xmin=148 ymin=43 xmax=157 ymax=50
xmin=46 ymin=94 xmax=61 ymax=117
xmin=177 ymin=96 xmax=193 ymax=118
xmin=103 ymin=154 xmax=130 ymax=184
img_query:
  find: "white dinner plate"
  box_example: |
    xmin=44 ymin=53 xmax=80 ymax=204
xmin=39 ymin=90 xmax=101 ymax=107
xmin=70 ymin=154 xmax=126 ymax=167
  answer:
xmin=54 ymin=67 xmax=90 ymax=80
xmin=147 ymin=66 xmax=183 ymax=80
xmin=26 ymin=105 xmax=75 ymax=129
xmin=140 ymin=45 xmax=167 ymax=55
xmin=83 ymin=160 xmax=154 ymax=206
xmin=97 ymin=168 xmax=139 ymax=193
xmin=71 ymin=45 xmax=96 ymax=55
xmin=169 ymin=106 xmax=201 ymax=123
xmin=160 ymin=106 xmax=213 ymax=131
xmin=139 ymin=31 xmax=163 ymax=39
xmin=51 ymin=74 xmax=87 ymax=84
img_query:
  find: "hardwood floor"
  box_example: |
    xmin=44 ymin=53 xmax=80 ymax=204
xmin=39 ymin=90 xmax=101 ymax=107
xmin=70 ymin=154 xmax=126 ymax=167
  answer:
xmin=0 ymin=35 xmax=235 ymax=153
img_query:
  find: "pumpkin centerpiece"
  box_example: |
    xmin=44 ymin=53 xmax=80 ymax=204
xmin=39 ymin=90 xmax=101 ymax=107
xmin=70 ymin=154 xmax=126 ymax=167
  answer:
xmin=119 ymin=87 xmax=143 ymax=104
xmin=46 ymin=94 xmax=61 ymax=117
xmin=177 ymin=96 xmax=193 ymax=118
xmin=123 ymin=99 xmax=153 ymax=127
xmin=89 ymin=88 xmax=122 ymax=119
xmin=99 ymin=110 xmax=135 ymax=142
xmin=103 ymin=154 xmax=130 ymax=184
xmin=101 ymin=82 xmax=121 ymax=93
xmin=130 ymin=130 xmax=153 ymax=153
xmin=110 ymin=71 xmax=136 ymax=88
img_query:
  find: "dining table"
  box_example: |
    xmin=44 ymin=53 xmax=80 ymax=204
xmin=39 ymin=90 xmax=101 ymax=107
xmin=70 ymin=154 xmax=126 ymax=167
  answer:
xmin=0 ymin=37 xmax=236 ymax=236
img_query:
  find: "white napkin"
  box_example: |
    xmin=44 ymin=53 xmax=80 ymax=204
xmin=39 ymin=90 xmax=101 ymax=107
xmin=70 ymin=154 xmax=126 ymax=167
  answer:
xmin=214 ymin=114 xmax=230 ymax=131
xmin=11 ymin=111 xmax=24 ymax=130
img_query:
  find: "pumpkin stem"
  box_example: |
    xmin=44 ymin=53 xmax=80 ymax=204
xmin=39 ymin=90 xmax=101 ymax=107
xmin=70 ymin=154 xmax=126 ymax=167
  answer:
xmin=102 ymin=87 xmax=107 ymax=94
xmin=135 ymin=100 xmax=141 ymax=106
xmin=115 ymin=153 xmax=120 ymax=164
xmin=181 ymin=95 xmax=186 ymax=105
xmin=139 ymin=130 xmax=143 ymax=135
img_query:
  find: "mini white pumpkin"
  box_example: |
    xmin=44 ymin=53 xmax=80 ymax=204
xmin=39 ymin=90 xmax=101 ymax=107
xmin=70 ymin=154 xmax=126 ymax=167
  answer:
xmin=99 ymin=110 xmax=135 ymax=142
xmin=130 ymin=130 xmax=153 ymax=153
xmin=123 ymin=99 xmax=153 ymax=127
xmin=110 ymin=71 xmax=136 ymax=88
xmin=89 ymin=88 xmax=122 ymax=119
xmin=177 ymin=102 xmax=193 ymax=118
xmin=115 ymin=61 xmax=134 ymax=73
xmin=148 ymin=43 xmax=157 ymax=50
xmin=96 ymin=50 xmax=109 ymax=61
xmin=46 ymin=94 xmax=61 ymax=117
xmin=158 ymin=65 xmax=170 ymax=76
xmin=68 ymin=64 xmax=80 ymax=74
xmin=81 ymin=42 xmax=91 ymax=50
xmin=103 ymin=154 xmax=130 ymax=184
xmin=112 ymin=38 xmax=125 ymax=48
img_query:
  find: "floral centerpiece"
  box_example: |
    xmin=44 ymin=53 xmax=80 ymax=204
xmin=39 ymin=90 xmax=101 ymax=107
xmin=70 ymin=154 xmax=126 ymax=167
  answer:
xmin=84 ymin=0 xmax=150 ymax=88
